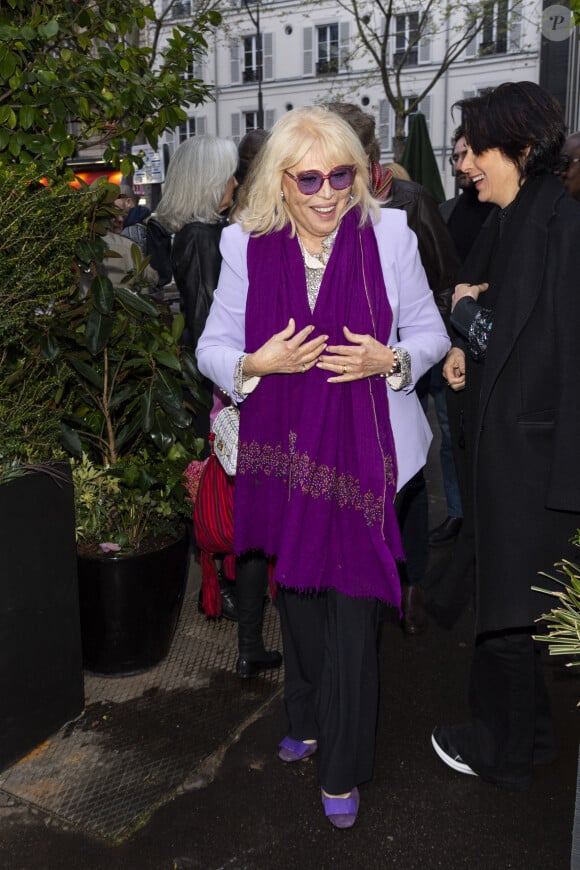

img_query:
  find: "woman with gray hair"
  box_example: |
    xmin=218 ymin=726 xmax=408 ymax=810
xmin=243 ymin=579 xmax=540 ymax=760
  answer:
xmin=157 ymin=135 xmax=239 ymax=620
xmin=197 ymin=107 xmax=449 ymax=827
xmin=156 ymin=135 xmax=239 ymax=353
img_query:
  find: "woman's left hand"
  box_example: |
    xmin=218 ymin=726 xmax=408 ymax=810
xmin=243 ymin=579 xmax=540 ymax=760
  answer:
xmin=316 ymin=326 xmax=394 ymax=382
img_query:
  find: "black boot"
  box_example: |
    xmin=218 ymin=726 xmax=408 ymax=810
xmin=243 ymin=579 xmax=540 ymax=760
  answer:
xmin=217 ymin=569 xmax=238 ymax=622
xmin=236 ymin=552 xmax=282 ymax=678
xmin=197 ymin=569 xmax=238 ymax=621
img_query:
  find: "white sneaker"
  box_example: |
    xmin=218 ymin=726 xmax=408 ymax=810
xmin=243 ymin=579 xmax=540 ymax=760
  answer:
xmin=431 ymin=726 xmax=478 ymax=776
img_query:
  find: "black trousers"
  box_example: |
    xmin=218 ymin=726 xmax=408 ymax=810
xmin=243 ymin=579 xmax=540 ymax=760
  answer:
xmin=395 ymin=469 xmax=428 ymax=588
xmin=277 ymin=587 xmax=382 ymax=794
xmin=451 ymin=629 xmax=556 ymax=789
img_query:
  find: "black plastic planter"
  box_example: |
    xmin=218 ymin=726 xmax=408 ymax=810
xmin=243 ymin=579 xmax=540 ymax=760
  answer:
xmin=0 ymin=463 xmax=85 ymax=772
xmin=77 ymin=532 xmax=189 ymax=675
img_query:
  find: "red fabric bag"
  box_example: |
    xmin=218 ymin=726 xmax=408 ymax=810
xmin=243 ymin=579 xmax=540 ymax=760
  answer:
xmin=190 ymin=438 xmax=236 ymax=617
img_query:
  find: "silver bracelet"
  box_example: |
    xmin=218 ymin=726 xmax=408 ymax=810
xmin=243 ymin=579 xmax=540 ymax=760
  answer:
xmin=380 ymin=346 xmax=401 ymax=378
xmin=381 ymin=346 xmax=411 ymax=391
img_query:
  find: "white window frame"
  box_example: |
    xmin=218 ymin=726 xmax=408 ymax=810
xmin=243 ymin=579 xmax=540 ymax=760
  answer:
xmin=231 ymin=109 xmax=276 ymax=145
xmin=390 ymin=12 xmax=431 ymax=66
xmin=465 ymin=0 xmax=523 ymax=58
xmin=232 ymin=32 xmax=274 ymax=85
xmin=377 ymin=95 xmax=432 ymax=153
xmin=302 ymin=22 xmax=350 ymax=77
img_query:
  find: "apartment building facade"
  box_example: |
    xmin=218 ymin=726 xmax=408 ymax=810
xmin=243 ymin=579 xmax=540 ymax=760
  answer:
xmin=154 ymin=0 xmax=542 ymax=195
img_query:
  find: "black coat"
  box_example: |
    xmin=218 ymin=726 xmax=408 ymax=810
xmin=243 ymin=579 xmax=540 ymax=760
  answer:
xmin=461 ymin=175 xmax=580 ymax=633
xmin=172 ymin=220 xmax=227 ymax=351
xmin=388 ymin=178 xmax=459 ymax=317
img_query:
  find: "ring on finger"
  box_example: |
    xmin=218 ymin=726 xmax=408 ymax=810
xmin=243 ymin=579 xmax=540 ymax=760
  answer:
xmin=301 ymin=363 xmax=306 ymax=373
xmin=342 ymin=365 xmax=348 ymax=375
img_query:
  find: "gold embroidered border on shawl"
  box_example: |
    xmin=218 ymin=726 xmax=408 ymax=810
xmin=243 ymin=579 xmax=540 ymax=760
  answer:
xmin=237 ymin=431 xmax=395 ymax=528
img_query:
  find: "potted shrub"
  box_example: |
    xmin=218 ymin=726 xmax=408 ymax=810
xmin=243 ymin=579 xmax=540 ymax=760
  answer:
xmin=2 ymin=176 xmax=206 ymax=677
xmin=533 ymin=529 xmax=580 ymax=677
xmin=0 ymin=0 xmax=217 ymax=759
xmin=0 ymin=176 xmax=88 ymax=771
xmin=42 ymin=181 xmax=206 ymax=674
xmin=533 ymin=530 xmax=580 ymax=865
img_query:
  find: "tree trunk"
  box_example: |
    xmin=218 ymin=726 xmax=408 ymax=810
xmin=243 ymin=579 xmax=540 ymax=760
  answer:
xmin=392 ymin=112 xmax=407 ymax=163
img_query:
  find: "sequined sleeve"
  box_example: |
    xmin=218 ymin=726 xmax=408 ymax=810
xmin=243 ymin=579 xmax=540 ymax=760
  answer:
xmin=233 ymin=354 xmax=261 ymax=402
xmin=386 ymin=346 xmax=411 ymax=391
xmin=451 ymin=297 xmax=493 ymax=361
xmin=467 ymin=308 xmax=493 ymax=361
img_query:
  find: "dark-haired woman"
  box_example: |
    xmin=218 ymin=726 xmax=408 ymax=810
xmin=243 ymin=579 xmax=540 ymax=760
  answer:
xmin=433 ymin=81 xmax=580 ymax=790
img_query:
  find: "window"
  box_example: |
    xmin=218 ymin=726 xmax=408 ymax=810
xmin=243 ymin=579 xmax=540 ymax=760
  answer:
xmin=465 ymin=1 xmax=522 ymax=57
xmin=177 ymin=116 xmax=206 ymax=143
xmin=394 ymin=13 xmax=419 ymax=66
xmin=317 ymin=24 xmax=339 ymax=75
xmin=243 ymin=35 xmax=260 ymax=83
xmin=231 ymin=109 xmax=276 ymax=144
xmin=244 ymin=110 xmax=259 ymax=132
xmin=180 ymin=56 xmax=204 ymax=82
xmin=170 ymin=0 xmax=191 ymax=19
xmin=480 ymin=0 xmax=508 ymax=54
xmin=163 ymin=116 xmax=207 ymax=156
xmin=303 ymin=23 xmax=350 ymax=76
xmin=377 ymin=96 xmax=431 ymax=153
xmin=231 ymin=33 xmax=273 ymax=85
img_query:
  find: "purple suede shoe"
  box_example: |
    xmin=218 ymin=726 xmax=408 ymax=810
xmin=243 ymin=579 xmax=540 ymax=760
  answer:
xmin=321 ymin=787 xmax=360 ymax=829
xmin=278 ymin=736 xmax=318 ymax=763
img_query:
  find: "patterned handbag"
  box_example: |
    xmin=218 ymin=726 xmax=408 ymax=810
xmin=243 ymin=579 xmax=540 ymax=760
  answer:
xmin=211 ymin=405 xmax=240 ymax=476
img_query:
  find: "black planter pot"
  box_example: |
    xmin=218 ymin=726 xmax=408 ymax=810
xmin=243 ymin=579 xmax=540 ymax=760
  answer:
xmin=77 ymin=532 xmax=189 ymax=675
xmin=0 ymin=462 xmax=84 ymax=772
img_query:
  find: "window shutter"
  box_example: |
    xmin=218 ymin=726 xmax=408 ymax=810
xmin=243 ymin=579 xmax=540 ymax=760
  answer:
xmin=231 ymin=113 xmax=241 ymax=144
xmin=378 ymin=100 xmax=391 ymax=152
xmin=263 ymin=32 xmax=273 ymax=79
xmin=418 ymin=16 xmax=431 ymax=63
xmin=465 ymin=35 xmax=477 ymax=57
xmin=192 ymin=56 xmax=204 ymax=80
xmin=197 ymin=116 xmax=207 ymax=135
xmin=230 ymin=39 xmax=241 ymax=84
xmin=303 ymin=27 xmax=313 ymax=75
xmin=508 ymin=4 xmax=522 ymax=50
xmin=339 ymin=21 xmax=350 ymax=71
xmin=265 ymin=109 xmax=275 ymax=130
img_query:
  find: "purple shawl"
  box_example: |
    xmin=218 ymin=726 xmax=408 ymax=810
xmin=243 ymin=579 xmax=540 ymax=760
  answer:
xmin=234 ymin=208 xmax=403 ymax=606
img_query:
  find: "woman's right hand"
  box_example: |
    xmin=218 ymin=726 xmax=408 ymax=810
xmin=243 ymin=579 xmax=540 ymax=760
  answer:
xmin=243 ymin=318 xmax=328 ymax=378
xmin=451 ymin=282 xmax=489 ymax=312
xmin=443 ymin=347 xmax=466 ymax=391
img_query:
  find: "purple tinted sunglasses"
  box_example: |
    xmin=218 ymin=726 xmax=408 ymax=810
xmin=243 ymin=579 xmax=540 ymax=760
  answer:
xmin=284 ymin=165 xmax=356 ymax=195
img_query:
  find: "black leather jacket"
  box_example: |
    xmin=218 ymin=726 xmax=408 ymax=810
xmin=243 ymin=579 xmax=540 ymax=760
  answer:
xmin=171 ymin=219 xmax=228 ymax=350
xmin=385 ymin=178 xmax=459 ymax=318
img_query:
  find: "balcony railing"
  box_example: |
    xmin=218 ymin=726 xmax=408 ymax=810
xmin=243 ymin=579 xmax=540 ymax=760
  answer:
xmin=242 ymin=67 xmax=262 ymax=83
xmin=316 ymin=58 xmax=338 ymax=76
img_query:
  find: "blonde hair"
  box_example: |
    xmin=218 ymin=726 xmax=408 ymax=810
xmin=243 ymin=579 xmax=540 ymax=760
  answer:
xmin=238 ymin=107 xmax=379 ymax=236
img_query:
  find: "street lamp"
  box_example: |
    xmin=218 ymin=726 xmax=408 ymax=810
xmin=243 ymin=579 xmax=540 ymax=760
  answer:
xmin=243 ymin=0 xmax=264 ymax=129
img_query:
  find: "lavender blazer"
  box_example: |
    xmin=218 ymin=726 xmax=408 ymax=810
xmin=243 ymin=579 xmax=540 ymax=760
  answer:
xmin=197 ymin=209 xmax=450 ymax=491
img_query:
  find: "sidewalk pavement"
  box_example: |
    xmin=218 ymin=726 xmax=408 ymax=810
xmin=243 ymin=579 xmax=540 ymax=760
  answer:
xmin=0 ymin=414 xmax=578 ymax=870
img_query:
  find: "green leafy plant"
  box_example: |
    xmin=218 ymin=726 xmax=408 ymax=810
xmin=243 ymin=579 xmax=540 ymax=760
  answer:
xmin=1 ymin=176 xmax=206 ymax=552
xmin=72 ymin=452 xmax=191 ymax=556
xmin=0 ymin=173 xmax=90 ymax=463
xmin=533 ymin=531 xmax=580 ymax=699
xmin=0 ymin=0 xmax=221 ymax=179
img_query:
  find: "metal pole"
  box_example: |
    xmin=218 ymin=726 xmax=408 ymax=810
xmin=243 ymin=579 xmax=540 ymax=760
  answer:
xmin=256 ymin=2 xmax=264 ymax=129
